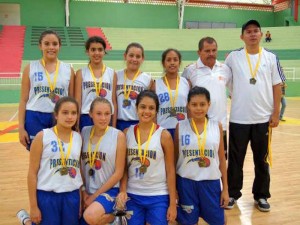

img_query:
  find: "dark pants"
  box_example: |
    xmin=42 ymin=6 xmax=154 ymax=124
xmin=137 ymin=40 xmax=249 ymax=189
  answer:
xmin=228 ymin=122 xmax=271 ymax=200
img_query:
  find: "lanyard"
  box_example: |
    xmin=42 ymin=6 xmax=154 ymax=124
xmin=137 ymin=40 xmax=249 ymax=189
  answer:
xmin=41 ymin=59 xmax=60 ymax=93
xmin=245 ymin=47 xmax=262 ymax=80
xmin=191 ymin=118 xmax=207 ymax=158
xmin=53 ymin=126 xmax=73 ymax=168
xmin=164 ymin=75 xmax=179 ymax=109
xmin=88 ymin=126 xmax=109 ymax=168
xmin=89 ymin=64 xmax=106 ymax=96
xmin=123 ymin=70 xmax=140 ymax=100
xmin=137 ymin=123 xmax=155 ymax=165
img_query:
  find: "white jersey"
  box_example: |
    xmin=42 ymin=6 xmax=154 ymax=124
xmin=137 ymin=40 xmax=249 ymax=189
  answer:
xmin=37 ymin=128 xmax=83 ymax=192
xmin=182 ymin=59 xmax=229 ymax=130
xmin=81 ymin=126 xmax=120 ymax=194
xmin=116 ymin=70 xmax=152 ymax=121
xmin=156 ymin=77 xmax=189 ymax=129
xmin=26 ymin=60 xmax=71 ymax=113
xmin=126 ymin=125 xmax=168 ymax=196
xmin=176 ymin=119 xmax=221 ymax=181
xmin=225 ymin=47 xmax=285 ymax=124
xmin=80 ymin=66 xmax=115 ymax=114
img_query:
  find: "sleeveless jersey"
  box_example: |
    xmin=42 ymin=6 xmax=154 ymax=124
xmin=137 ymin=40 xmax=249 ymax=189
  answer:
xmin=80 ymin=66 xmax=115 ymax=114
xmin=26 ymin=60 xmax=71 ymax=113
xmin=116 ymin=70 xmax=152 ymax=121
xmin=37 ymin=128 xmax=83 ymax=192
xmin=126 ymin=125 xmax=168 ymax=196
xmin=156 ymin=77 xmax=189 ymax=129
xmin=176 ymin=119 xmax=221 ymax=181
xmin=81 ymin=126 xmax=120 ymax=194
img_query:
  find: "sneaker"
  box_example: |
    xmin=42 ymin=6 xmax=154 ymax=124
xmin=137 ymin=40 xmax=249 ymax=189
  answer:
xmin=16 ymin=209 xmax=30 ymax=225
xmin=255 ymin=198 xmax=270 ymax=212
xmin=280 ymin=118 xmax=286 ymax=122
xmin=225 ymin=197 xmax=236 ymax=209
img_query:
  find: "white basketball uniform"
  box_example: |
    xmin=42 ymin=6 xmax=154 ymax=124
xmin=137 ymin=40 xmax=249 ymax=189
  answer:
xmin=37 ymin=128 xmax=83 ymax=192
xmin=81 ymin=126 xmax=120 ymax=194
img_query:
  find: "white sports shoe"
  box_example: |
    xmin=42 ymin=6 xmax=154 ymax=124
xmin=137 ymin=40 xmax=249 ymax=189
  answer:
xmin=16 ymin=209 xmax=30 ymax=225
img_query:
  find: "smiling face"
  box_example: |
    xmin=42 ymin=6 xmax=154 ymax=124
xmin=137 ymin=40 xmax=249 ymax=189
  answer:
xmin=86 ymin=42 xmax=105 ymax=65
xmin=55 ymin=102 xmax=78 ymax=129
xmin=136 ymin=96 xmax=157 ymax=123
xmin=39 ymin=34 xmax=61 ymax=60
xmin=198 ymin=41 xmax=217 ymax=69
xmin=187 ymin=94 xmax=210 ymax=121
xmin=163 ymin=50 xmax=181 ymax=75
xmin=241 ymin=24 xmax=263 ymax=48
xmin=89 ymin=101 xmax=111 ymax=130
xmin=124 ymin=46 xmax=144 ymax=72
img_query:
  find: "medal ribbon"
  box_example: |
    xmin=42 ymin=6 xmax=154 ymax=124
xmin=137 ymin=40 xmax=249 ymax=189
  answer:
xmin=123 ymin=70 xmax=140 ymax=101
xmin=89 ymin=64 xmax=106 ymax=97
xmin=245 ymin=47 xmax=262 ymax=80
xmin=191 ymin=118 xmax=207 ymax=158
xmin=88 ymin=126 xmax=109 ymax=168
xmin=164 ymin=75 xmax=179 ymax=110
xmin=54 ymin=126 xmax=73 ymax=168
xmin=137 ymin=123 xmax=155 ymax=165
xmin=264 ymin=126 xmax=273 ymax=167
xmin=41 ymin=59 xmax=60 ymax=94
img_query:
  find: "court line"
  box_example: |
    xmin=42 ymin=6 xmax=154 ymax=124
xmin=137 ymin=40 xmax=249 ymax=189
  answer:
xmin=0 ymin=124 xmax=19 ymax=136
xmin=9 ymin=110 xmax=18 ymax=122
xmin=274 ymin=130 xmax=300 ymax=136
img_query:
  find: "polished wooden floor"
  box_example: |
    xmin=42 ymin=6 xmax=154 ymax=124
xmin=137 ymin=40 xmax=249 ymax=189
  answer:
xmin=0 ymin=98 xmax=299 ymax=225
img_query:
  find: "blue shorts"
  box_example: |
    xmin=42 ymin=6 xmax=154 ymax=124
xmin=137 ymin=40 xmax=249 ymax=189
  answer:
xmin=80 ymin=114 xmax=93 ymax=131
xmin=25 ymin=110 xmax=54 ymax=150
xmin=116 ymin=120 xmax=138 ymax=131
xmin=176 ymin=175 xmax=224 ymax=225
xmin=126 ymin=193 xmax=169 ymax=225
xmin=95 ymin=188 xmax=119 ymax=214
xmin=33 ymin=189 xmax=80 ymax=225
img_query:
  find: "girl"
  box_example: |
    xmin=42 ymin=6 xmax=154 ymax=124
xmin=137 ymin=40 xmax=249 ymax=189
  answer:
xmin=19 ymin=30 xmax=75 ymax=150
xmin=116 ymin=43 xmax=153 ymax=131
xmin=27 ymin=97 xmax=83 ymax=225
xmin=80 ymin=97 xmax=126 ymax=225
xmin=118 ymin=90 xmax=177 ymax=225
xmin=175 ymin=86 xmax=229 ymax=225
xmin=151 ymin=48 xmax=190 ymax=139
xmin=75 ymin=36 xmax=117 ymax=130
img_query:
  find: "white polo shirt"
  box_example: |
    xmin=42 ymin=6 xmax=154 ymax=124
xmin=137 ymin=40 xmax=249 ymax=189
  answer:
xmin=225 ymin=47 xmax=285 ymax=124
xmin=182 ymin=58 xmax=230 ymax=131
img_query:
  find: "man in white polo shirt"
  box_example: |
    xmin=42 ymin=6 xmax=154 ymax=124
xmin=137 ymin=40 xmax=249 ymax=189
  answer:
xmin=182 ymin=37 xmax=230 ymax=158
xmin=225 ymin=20 xmax=285 ymax=212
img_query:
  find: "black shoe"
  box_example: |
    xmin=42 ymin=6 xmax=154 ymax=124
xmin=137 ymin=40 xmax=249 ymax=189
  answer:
xmin=255 ymin=198 xmax=270 ymax=212
xmin=225 ymin=197 xmax=236 ymax=209
xmin=280 ymin=118 xmax=286 ymax=122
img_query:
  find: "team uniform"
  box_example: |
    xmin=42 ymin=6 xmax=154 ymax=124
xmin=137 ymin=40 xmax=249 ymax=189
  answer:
xmin=116 ymin=70 xmax=152 ymax=131
xmin=176 ymin=119 xmax=224 ymax=225
xmin=79 ymin=66 xmax=115 ymax=130
xmin=182 ymin=59 xmax=229 ymax=153
xmin=25 ymin=60 xmax=72 ymax=148
xmin=225 ymin=47 xmax=285 ymax=201
xmin=81 ymin=126 xmax=120 ymax=214
xmin=34 ymin=128 xmax=82 ymax=225
xmin=155 ymin=77 xmax=189 ymax=139
xmin=125 ymin=125 xmax=169 ymax=225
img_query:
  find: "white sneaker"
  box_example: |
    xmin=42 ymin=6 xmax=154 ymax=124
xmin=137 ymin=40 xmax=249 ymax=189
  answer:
xmin=16 ymin=209 xmax=30 ymax=225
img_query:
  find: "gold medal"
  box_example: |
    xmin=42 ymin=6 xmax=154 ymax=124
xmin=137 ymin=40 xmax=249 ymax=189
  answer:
xmin=198 ymin=157 xmax=210 ymax=168
xmin=89 ymin=168 xmax=95 ymax=176
xmin=49 ymin=91 xmax=55 ymax=101
xmin=169 ymin=108 xmax=177 ymax=116
xmin=123 ymin=99 xmax=131 ymax=107
xmin=139 ymin=165 xmax=147 ymax=174
xmin=60 ymin=167 xmax=68 ymax=175
xmin=250 ymin=78 xmax=257 ymax=85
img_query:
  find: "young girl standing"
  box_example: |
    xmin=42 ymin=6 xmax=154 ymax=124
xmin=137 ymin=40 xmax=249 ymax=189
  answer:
xmin=152 ymin=48 xmax=190 ymax=139
xmin=118 ymin=90 xmax=177 ymax=225
xmin=19 ymin=30 xmax=75 ymax=150
xmin=175 ymin=86 xmax=229 ymax=225
xmin=80 ymin=97 xmax=126 ymax=225
xmin=75 ymin=36 xmax=117 ymax=130
xmin=116 ymin=43 xmax=153 ymax=131
xmin=27 ymin=97 xmax=82 ymax=225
